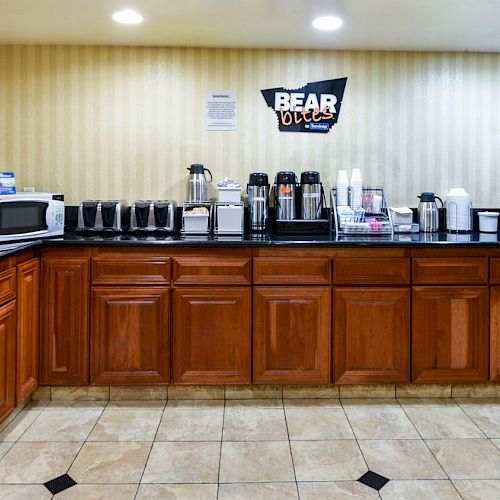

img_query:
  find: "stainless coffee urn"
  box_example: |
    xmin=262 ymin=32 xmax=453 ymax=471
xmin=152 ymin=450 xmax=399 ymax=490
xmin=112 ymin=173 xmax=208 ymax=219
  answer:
xmin=186 ymin=164 xmax=212 ymax=202
xmin=247 ymin=173 xmax=269 ymax=231
xmin=417 ymin=192 xmax=443 ymax=232
xmin=300 ymin=171 xmax=322 ymax=220
xmin=275 ymin=171 xmax=297 ymax=220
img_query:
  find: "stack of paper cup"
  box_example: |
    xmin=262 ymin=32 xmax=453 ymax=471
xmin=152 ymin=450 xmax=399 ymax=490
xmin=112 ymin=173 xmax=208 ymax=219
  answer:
xmin=350 ymin=168 xmax=363 ymax=210
xmin=336 ymin=170 xmax=348 ymax=206
xmin=478 ymin=212 xmax=499 ymax=233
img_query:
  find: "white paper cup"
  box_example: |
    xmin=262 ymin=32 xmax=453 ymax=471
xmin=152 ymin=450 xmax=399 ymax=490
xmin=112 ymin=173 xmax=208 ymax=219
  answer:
xmin=478 ymin=212 xmax=499 ymax=233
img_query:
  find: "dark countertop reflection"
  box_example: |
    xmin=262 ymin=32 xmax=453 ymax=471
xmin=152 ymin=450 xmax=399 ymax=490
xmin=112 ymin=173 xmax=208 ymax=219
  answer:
xmin=270 ymin=231 xmax=500 ymax=246
xmin=47 ymin=230 xmax=500 ymax=247
xmin=0 ymin=231 xmax=499 ymax=256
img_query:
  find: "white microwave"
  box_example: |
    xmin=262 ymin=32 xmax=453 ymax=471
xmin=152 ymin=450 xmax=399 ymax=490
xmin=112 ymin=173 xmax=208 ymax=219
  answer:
xmin=0 ymin=192 xmax=65 ymax=242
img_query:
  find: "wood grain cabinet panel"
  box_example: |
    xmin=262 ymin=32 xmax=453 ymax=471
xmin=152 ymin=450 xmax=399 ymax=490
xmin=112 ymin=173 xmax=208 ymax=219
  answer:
xmin=40 ymin=258 xmax=90 ymax=385
xmin=0 ymin=268 xmax=16 ymax=307
xmin=412 ymin=286 xmax=489 ymax=383
xmin=333 ymin=258 xmax=410 ymax=285
xmin=172 ymin=256 xmax=251 ymax=286
xmin=92 ymin=258 xmax=170 ymax=285
xmin=172 ymin=287 xmax=251 ymax=384
xmin=253 ymin=257 xmax=331 ymax=284
xmin=333 ymin=288 xmax=410 ymax=384
xmin=491 ymin=258 xmax=500 ymax=284
xmin=16 ymin=258 xmax=40 ymax=403
xmin=491 ymin=287 xmax=500 ymax=382
xmin=91 ymin=287 xmax=169 ymax=385
xmin=412 ymin=258 xmax=488 ymax=284
xmin=0 ymin=301 xmax=16 ymax=424
xmin=253 ymin=286 xmax=331 ymax=384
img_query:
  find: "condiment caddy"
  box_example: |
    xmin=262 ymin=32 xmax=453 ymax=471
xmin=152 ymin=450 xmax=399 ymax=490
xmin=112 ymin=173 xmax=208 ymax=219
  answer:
xmin=330 ymin=186 xmax=393 ymax=235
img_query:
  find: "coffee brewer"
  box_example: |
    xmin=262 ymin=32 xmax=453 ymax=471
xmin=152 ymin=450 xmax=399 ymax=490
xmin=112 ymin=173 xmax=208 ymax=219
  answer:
xmin=275 ymin=171 xmax=297 ymax=220
xmin=247 ymin=173 xmax=269 ymax=231
xmin=300 ymin=171 xmax=322 ymax=220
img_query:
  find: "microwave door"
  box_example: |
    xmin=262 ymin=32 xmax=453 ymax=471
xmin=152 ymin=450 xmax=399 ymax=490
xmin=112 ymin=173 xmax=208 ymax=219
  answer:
xmin=0 ymin=201 xmax=49 ymax=241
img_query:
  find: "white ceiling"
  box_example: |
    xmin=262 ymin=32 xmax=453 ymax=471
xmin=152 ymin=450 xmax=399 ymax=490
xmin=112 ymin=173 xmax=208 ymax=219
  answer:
xmin=1 ymin=0 xmax=500 ymax=52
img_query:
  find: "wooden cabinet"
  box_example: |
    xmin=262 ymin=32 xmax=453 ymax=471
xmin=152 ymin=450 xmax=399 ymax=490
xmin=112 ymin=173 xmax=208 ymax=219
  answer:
xmin=0 ymin=268 xmax=16 ymax=306
xmin=91 ymin=287 xmax=169 ymax=384
xmin=40 ymin=257 xmax=90 ymax=385
xmin=253 ymin=257 xmax=331 ymax=285
xmin=172 ymin=255 xmax=251 ymax=286
xmin=253 ymin=286 xmax=331 ymax=384
xmin=491 ymin=259 xmax=500 ymax=284
xmin=491 ymin=287 xmax=500 ymax=382
xmin=333 ymin=258 xmax=410 ymax=285
xmin=172 ymin=287 xmax=251 ymax=384
xmin=412 ymin=286 xmax=489 ymax=383
xmin=16 ymin=259 xmax=40 ymax=403
xmin=0 ymin=301 xmax=16 ymax=423
xmin=412 ymin=258 xmax=488 ymax=285
xmin=92 ymin=257 xmax=170 ymax=285
xmin=333 ymin=288 xmax=410 ymax=384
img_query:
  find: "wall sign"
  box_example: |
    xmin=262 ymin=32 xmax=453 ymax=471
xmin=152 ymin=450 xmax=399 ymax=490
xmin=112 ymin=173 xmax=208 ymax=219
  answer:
xmin=206 ymin=89 xmax=237 ymax=131
xmin=261 ymin=77 xmax=347 ymax=133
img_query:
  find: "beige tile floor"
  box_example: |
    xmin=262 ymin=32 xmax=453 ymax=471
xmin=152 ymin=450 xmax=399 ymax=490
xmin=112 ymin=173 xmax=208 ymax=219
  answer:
xmin=0 ymin=397 xmax=499 ymax=499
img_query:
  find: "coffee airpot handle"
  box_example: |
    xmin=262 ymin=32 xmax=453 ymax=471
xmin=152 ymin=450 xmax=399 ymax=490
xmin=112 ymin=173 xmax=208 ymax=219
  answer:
xmin=204 ymin=168 xmax=213 ymax=182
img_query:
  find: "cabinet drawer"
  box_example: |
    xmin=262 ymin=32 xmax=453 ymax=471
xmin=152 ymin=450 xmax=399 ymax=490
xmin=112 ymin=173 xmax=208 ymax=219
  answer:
xmin=412 ymin=258 xmax=488 ymax=284
xmin=491 ymin=258 xmax=500 ymax=284
xmin=92 ymin=258 xmax=170 ymax=285
xmin=172 ymin=256 xmax=251 ymax=285
xmin=0 ymin=268 xmax=16 ymax=306
xmin=333 ymin=258 xmax=409 ymax=285
xmin=253 ymin=257 xmax=330 ymax=284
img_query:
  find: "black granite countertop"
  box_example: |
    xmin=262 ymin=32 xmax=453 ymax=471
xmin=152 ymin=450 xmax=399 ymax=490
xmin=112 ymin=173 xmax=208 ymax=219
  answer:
xmin=0 ymin=231 xmax=499 ymax=257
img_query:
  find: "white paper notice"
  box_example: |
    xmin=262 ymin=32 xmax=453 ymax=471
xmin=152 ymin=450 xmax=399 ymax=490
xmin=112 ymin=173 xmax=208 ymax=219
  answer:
xmin=206 ymin=89 xmax=237 ymax=131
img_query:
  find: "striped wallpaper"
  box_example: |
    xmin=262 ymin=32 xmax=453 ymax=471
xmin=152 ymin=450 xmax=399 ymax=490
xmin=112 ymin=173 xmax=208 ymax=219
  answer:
xmin=0 ymin=45 xmax=499 ymax=207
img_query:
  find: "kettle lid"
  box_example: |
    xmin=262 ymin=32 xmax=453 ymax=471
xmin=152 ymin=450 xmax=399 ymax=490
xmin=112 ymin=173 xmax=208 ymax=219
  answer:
xmin=189 ymin=164 xmax=205 ymax=174
xmin=418 ymin=192 xmax=437 ymax=202
xmin=276 ymin=171 xmax=296 ymax=184
xmin=248 ymin=173 xmax=269 ymax=186
xmin=300 ymin=171 xmax=321 ymax=184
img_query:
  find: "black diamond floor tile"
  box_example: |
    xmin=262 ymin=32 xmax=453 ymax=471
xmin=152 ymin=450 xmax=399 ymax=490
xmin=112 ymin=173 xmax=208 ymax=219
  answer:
xmin=44 ymin=474 xmax=77 ymax=495
xmin=358 ymin=470 xmax=390 ymax=491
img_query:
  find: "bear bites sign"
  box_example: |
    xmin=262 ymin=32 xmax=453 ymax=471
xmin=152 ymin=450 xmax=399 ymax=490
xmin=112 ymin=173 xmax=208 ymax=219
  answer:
xmin=261 ymin=77 xmax=347 ymax=133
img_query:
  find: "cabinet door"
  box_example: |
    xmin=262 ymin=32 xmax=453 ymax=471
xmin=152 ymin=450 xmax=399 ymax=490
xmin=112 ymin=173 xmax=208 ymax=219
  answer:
xmin=0 ymin=301 xmax=16 ymax=423
xmin=91 ymin=287 xmax=169 ymax=385
xmin=16 ymin=258 xmax=40 ymax=403
xmin=253 ymin=287 xmax=331 ymax=384
xmin=40 ymin=258 xmax=90 ymax=385
xmin=491 ymin=287 xmax=500 ymax=382
xmin=412 ymin=286 xmax=489 ymax=383
xmin=334 ymin=288 xmax=410 ymax=384
xmin=172 ymin=288 xmax=251 ymax=384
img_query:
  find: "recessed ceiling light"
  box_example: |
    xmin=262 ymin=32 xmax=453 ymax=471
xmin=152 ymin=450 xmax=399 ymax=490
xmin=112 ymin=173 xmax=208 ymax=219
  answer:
xmin=112 ymin=9 xmax=144 ymax=25
xmin=312 ymin=16 xmax=343 ymax=31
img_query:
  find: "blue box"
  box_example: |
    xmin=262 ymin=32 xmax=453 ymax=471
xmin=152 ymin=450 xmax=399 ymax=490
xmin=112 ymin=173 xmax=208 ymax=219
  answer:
xmin=0 ymin=172 xmax=16 ymax=194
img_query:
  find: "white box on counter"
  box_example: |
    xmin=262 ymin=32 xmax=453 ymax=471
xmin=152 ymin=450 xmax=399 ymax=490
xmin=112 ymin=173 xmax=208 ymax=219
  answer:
xmin=389 ymin=206 xmax=414 ymax=225
xmin=217 ymin=186 xmax=242 ymax=202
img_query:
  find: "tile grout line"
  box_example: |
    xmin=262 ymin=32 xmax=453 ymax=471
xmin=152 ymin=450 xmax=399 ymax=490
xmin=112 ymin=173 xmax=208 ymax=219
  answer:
xmin=451 ymin=401 xmax=491 ymax=440
xmin=132 ymin=396 xmax=168 ymax=500
xmin=339 ymin=399 xmax=372 ymax=482
xmin=2 ymin=406 xmax=45 ymax=444
xmin=60 ymin=399 xmax=108 ymax=489
xmin=398 ymin=401 xmax=465 ymax=499
xmin=215 ymin=397 xmax=227 ymax=499
xmin=282 ymin=396 xmax=300 ymax=500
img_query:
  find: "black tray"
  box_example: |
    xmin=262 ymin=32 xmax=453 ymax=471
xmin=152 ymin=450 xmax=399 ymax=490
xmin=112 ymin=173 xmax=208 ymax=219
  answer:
xmin=272 ymin=218 xmax=330 ymax=235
